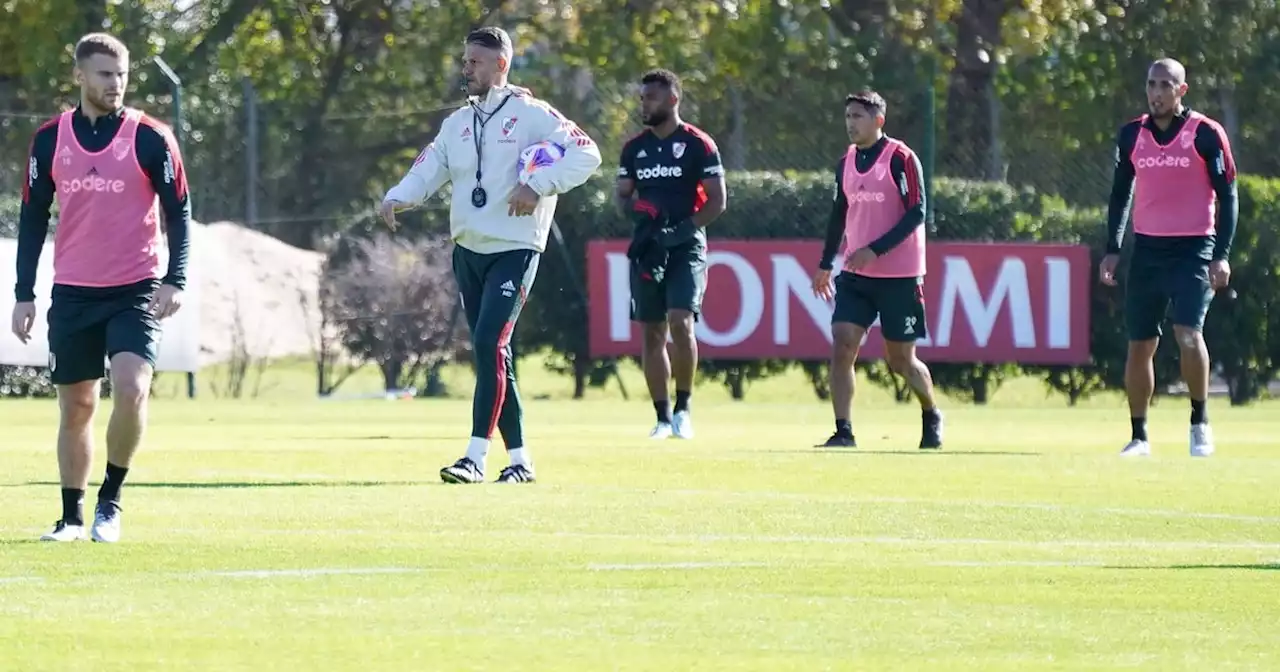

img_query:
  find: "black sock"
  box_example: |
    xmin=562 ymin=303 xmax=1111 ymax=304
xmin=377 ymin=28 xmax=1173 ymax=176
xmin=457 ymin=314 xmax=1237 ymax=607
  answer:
xmin=1190 ymin=399 xmax=1207 ymax=425
xmin=922 ymin=407 xmax=940 ymax=422
xmin=98 ymin=462 xmax=129 ymax=505
xmin=654 ymin=400 xmax=672 ymax=424
xmin=1131 ymin=417 xmax=1148 ymax=442
xmin=674 ymin=390 xmax=691 ymax=414
xmin=835 ymin=419 xmax=853 ymax=436
xmin=61 ymin=488 xmax=85 ymax=526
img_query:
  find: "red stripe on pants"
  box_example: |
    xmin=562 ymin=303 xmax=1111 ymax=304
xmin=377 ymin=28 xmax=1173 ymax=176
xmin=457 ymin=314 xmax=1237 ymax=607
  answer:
xmin=486 ymin=319 xmax=516 ymax=438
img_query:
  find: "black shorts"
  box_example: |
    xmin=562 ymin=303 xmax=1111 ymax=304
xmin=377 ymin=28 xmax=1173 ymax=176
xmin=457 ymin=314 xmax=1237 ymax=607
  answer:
xmin=47 ymin=279 xmax=162 ymax=385
xmin=832 ymin=273 xmax=928 ymax=342
xmin=630 ymin=241 xmax=707 ymax=323
xmin=1125 ymin=251 xmax=1213 ymax=341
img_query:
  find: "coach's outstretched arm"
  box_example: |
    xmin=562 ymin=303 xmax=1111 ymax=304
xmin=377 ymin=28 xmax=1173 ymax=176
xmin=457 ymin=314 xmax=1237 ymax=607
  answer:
xmin=381 ymin=136 xmax=452 ymax=226
xmin=522 ymin=101 xmax=603 ymax=197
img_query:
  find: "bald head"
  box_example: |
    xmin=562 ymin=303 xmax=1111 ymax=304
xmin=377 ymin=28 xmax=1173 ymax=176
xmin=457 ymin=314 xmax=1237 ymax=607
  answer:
xmin=1149 ymin=58 xmax=1187 ymax=84
xmin=1145 ymin=58 xmax=1189 ymax=122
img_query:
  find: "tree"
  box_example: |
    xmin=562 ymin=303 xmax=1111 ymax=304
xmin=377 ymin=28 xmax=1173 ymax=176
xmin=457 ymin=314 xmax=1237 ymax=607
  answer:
xmin=320 ymin=234 xmax=462 ymax=393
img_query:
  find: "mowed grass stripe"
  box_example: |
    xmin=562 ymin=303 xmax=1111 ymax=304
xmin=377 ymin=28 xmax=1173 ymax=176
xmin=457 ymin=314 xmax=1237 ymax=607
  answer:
xmin=0 ymin=394 xmax=1277 ymax=671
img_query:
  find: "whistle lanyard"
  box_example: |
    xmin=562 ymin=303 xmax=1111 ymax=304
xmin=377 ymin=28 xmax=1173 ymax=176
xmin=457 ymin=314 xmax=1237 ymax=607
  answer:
xmin=468 ymin=93 xmax=514 ymax=208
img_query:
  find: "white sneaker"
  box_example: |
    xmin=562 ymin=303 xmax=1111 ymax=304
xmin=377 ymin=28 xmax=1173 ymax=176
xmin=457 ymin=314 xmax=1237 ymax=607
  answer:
xmin=1120 ymin=439 xmax=1151 ymax=457
xmin=672 ymin=411 xmax=694 ymax=439
xmin=90 ymin=502 xmax=122 ymax=543
xmin=1190 ymin=424 xmax=1215 ymax=457
xmin=649 ymin=422 xmax=673 ymax=440
xmin=40 ymin=520 xmax=86 ymax=542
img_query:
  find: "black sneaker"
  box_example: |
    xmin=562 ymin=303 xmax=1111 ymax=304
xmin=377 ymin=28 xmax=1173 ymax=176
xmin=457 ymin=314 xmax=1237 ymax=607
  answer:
xmin=440 ymin=457 xmax=484 ymax=484
xmin=817 ymin=432 xmax=857 ymax=448
xmin=919 ymin=410 xmax=944 ymax=450
xmin=496 ymin=464 xmax=536 ymax=483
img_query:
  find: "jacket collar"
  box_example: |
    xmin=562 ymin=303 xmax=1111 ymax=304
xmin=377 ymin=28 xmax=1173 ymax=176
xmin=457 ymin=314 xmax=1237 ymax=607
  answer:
xmin=470 ymin=84 xmax=520 ymax=112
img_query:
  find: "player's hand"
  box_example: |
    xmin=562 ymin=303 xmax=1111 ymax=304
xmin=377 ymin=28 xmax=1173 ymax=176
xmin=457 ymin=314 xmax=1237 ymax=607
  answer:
xmin=812 ymin=269 xmax=834 ymax=301
xmin=1099 ymin=254 xmax=1120 ymax=286
xmin=10 ymin=301 xmax=36 ymax=344
xmin=508 ymin=184 xmax=540 ymax=217
xmin=379 ymin=199 xmax=407 ymax=230
xmin=658 ymin=217 xmax=699 ymax=248
xmin=148 ymin=284 xmax=184 ymax=320
xmin=846 ymin=247 xmax=877 ymax=272
xmin=1209 ymin=259 xmax=1231 ymax=290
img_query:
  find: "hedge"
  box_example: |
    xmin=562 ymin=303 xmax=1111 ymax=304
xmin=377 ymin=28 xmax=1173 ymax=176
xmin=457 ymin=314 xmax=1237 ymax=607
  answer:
xmin=3 ymin=174 xmax=1277 ymax=405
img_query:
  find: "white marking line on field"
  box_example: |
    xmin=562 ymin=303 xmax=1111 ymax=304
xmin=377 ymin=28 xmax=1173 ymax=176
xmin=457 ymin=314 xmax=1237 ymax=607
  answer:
xmin=585 ymin=487 xmax=1280 ymax=524
xmin=587 ymin=561 xmax=769 ymax=571
xmin=0 ymin=576 xmax=43 ymax=585
xmin=196 ymin=567 xmax=427 ymax=579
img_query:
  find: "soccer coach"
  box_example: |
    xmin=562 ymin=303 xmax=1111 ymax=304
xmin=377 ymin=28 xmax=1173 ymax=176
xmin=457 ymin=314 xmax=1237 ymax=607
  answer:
xmin=379 ymin=27 xmax=602 ymax=484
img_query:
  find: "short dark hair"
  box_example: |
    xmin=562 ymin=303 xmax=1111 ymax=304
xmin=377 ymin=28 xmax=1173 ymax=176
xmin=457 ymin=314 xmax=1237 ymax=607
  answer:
xmin=641 ymin=69 xmax=682 ymax=98
xmin=465 ymin=26 xmax=513 ymax=60
xmin=845 ymin=90 xmax=887 ymax=117
xmin=75 ymin=33 xmax=129 ymax=63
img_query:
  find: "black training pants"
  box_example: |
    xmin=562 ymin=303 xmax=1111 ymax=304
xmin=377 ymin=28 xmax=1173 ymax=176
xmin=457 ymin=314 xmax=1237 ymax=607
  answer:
xmin=452 ymin=244 xmax=540 ymax=449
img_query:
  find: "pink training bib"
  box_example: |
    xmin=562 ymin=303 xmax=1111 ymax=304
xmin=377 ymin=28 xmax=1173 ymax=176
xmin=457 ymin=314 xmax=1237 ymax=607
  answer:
xmin=50 ymin=107 xmax=163 ymax=287
xmin=841 ymin=139 xmax=925 ymax=277
xmin=1130 ymin=112 xmax=1219 ymax=237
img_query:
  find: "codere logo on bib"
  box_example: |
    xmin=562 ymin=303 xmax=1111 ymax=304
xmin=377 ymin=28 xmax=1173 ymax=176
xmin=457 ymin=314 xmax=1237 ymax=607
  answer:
xmin=849 ymin=191 xmax=888 ymax=203
xmin=59 ymin=174 xmax=126 ymax=194
xmin=1135 ymin=155 xmax=1192 ymax=169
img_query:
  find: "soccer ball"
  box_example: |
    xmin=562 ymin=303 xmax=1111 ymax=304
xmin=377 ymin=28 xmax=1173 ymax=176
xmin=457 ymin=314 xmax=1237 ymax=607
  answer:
xmin=517 ymin=141 xmax=566 ymax=185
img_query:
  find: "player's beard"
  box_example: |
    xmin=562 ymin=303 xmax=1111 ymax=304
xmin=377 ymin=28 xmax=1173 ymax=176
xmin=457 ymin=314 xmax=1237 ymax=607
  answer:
xmin=643 ymin=109 xmax=671 ymax=127
xmin=87 ymin=89 xmax=123 ymax=115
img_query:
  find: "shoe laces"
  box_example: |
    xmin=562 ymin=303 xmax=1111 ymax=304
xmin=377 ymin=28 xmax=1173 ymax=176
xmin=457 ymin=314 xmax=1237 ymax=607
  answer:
xmin=96 ymin=502 xmax=120 ymax=521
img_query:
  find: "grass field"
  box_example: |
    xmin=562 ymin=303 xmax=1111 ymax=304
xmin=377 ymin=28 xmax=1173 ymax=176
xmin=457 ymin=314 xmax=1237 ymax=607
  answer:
xmin=2 ymin=358 xmax=1278 ymax=671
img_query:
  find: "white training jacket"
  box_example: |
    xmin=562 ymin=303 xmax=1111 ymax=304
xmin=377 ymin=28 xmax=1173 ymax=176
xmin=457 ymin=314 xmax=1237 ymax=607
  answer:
xmin=383 ymin=85 xmax=603 ymax=255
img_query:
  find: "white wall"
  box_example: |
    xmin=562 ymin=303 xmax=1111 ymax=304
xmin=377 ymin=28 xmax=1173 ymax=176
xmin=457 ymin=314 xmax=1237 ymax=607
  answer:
xmin=0 ymin=232 xmax=202 ymax=372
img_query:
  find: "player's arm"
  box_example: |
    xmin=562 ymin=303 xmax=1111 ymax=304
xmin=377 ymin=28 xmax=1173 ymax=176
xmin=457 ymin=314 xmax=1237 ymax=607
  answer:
xmin=523 ymin=100 xmax=603 ymax=197
xmin=615 ymin=138 xmax=638 ymax=216
xmin=1196 ymin=122 xmax=1239 ymax=261
xmin=1105 ymin=122 xmax=1140 ymax=254
xmin=819 ymin=157 xmax=849 ymax=271
xmin=139 ymin=123 xmax=192 ymax=290
xmin=866 ymin=148 xmax=926 ymax=256
xmin=690 ymin=136 xmax=727 ymax=228
xmin=14 ymin=124 xmax=57 ymax=302
xmin=384 ymin=128 xmax=451 ymax=207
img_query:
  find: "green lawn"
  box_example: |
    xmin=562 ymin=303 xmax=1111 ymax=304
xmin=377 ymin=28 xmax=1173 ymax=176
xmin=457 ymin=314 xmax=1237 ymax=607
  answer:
xmin=1 ymin=359 xmax=1277 ymax=670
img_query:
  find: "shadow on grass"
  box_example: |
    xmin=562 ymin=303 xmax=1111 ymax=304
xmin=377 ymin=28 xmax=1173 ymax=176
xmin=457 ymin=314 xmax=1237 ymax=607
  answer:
xmin=9 ymin=480 xmax=424 ymax=489
xmin=771 ymin=449 xmax=1041 ymax=457
xmin=292 ymin=435 xmax=456 ymax=442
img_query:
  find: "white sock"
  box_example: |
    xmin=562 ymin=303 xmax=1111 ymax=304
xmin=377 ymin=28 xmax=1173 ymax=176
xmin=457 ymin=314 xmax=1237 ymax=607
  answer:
xmin=507 ymin=447 xmax=531 ymax=468
xmin=466 ymin=437 xmax=490 ymax=470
